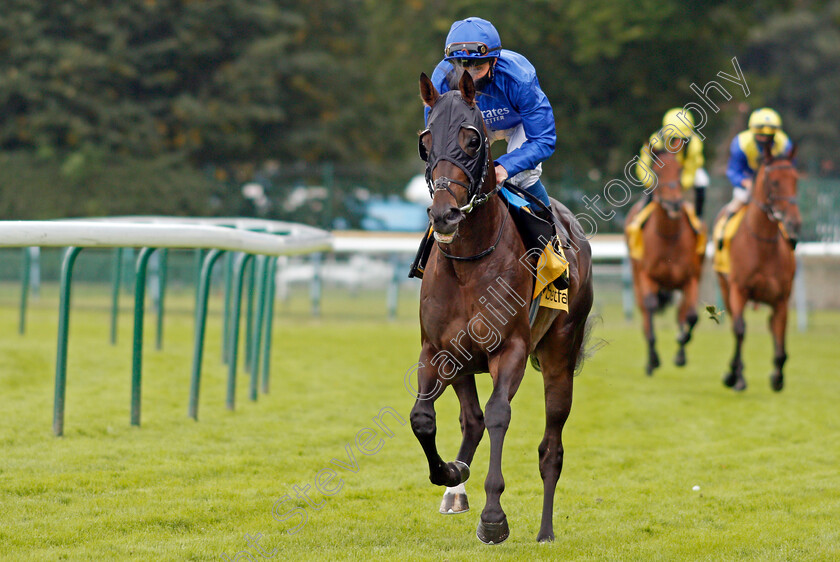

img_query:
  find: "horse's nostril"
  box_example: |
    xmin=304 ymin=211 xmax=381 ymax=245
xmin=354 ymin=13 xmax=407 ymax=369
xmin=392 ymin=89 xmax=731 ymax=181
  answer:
xmin=446 ymin=209 xmax=461 ymax=223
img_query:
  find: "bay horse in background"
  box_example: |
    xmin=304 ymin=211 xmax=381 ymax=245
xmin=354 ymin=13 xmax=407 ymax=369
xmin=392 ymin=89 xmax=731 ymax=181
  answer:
xmin=410 ymin=71 xmax=594 ymax=544
xmin=624 ymin=149 xmax=705 ymax=375
xmin=715 ymin=143 xmax=800 ymax=392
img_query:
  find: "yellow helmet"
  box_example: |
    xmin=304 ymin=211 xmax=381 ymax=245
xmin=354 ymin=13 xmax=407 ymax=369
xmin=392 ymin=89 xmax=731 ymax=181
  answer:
xmin=748 ymin=108 xmax=782 ymax=135
xmin=661 ymin=108 xmax=694 ymax=139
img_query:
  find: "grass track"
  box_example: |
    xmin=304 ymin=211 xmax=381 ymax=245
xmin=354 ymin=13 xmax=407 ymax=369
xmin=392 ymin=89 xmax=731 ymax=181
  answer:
xmin=1 ymin=287 xmax=839 ymax=561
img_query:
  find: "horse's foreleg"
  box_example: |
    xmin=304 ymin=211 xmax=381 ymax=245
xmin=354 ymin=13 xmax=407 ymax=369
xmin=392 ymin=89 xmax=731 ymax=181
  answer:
xmin=723 ymin=288 xmax=748 ymax=391
xmin=769 ymin=301 xmax=788 ymax=392
xmin=637 ymin=271 xmax=660 ymax=375
xmin=476 ymin=340 xmax=527 ymax=545
xmin=409 ymin=350 xmax=467 ymax=488
xmin=674 ymin=277 xmax=699 ymax=367
xmin=440 ymin=375 xmax=484 ymax=514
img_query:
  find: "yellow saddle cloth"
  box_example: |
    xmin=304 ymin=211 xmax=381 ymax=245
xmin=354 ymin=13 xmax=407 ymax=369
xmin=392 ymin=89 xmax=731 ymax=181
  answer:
xmin=625 ymin=202 xmax=707 ymax=261
xmin=713 ymin=208 xmax=747 ymax=274
xmin=532 ymin=241 xmax=569 ymax=312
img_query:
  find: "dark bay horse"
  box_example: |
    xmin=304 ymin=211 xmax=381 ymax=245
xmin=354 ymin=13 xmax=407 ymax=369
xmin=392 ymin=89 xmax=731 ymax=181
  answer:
xmin=624 ymin=149 xmax=704 ymax=375
xmin=715 ymin=144 xmax=800 ymax=392
xmin=409 ymin=72 xmax=594 ymax=544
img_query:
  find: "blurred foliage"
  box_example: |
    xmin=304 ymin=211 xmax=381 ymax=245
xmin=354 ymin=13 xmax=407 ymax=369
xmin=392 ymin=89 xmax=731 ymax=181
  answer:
xmin=4 ymin=0 xmax=840 ymax=230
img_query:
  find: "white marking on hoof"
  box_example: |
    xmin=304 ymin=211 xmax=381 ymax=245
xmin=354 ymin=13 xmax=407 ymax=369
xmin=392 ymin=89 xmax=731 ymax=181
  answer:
xmin=439 ymin=483 xmax=469 ymax=514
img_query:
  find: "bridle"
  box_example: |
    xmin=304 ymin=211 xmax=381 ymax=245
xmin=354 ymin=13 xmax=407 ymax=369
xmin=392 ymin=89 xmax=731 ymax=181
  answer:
xmin=753 ymin=162 xmax=798 ymax=223
xmin=745 ymin=160 xmax=798 ymax=244
xmin=419 ymin=91 xmax=506 ymax=261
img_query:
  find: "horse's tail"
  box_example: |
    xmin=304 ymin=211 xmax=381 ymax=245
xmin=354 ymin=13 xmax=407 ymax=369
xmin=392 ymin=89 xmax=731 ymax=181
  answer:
xmin=575 ymin=315 xmax=606 ymax=376
xmin=529 ymin=315 xmax=605 ymax=376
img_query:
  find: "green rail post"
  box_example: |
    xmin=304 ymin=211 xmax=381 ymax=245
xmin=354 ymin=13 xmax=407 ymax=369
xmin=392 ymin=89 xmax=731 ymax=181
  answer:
xmin=130 ymin=247 xmax=157 ymax=427
xmin=248 ymin=255 xmax=268 ymax=401
xmin=226 ymin=252 xmax=255 ymax=410
xmin=222 ymin=252 xmax=234 ymax=364
xmin=622 ymin=256 xmax=634 ymax=321
xmin=244 ymin=256 xmax=257 ymax=372
xmin=110 ymin=248 xmax=124 ymax=345
xmin=155 ymin=248 xmax=169 ymax=350
xmin=193 ymin=248 xmax=204 ymax=312
xmin=261 ymin=257 xmax=278 ymax=394
xmin=19 ymin=247 xmax=31 ymax=335
xmin=188 ymin=249 xmax=225 ymax=421
xmin=311 ymin=253 xmax=322 ymax=317
xmin=53 ymin=246 xmax=84 ymax=437
xmin=387 ymin=254 xmax=400 ymax=320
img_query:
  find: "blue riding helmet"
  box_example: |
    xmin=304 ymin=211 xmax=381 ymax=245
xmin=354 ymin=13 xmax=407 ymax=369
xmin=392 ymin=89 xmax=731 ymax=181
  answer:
xmin=443 ymin=17 xmax=501 ymax=62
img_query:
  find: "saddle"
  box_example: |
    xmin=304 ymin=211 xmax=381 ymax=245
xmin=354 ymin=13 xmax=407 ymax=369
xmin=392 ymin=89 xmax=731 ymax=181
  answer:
xmin=408 ymin=181 xmax=571 ymax=298
xmin=625 ymin=200 xmax=706 ymax=261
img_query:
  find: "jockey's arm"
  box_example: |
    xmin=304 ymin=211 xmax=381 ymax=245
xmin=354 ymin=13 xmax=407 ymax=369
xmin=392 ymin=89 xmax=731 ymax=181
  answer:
xmin=680 ymin=137 xmax=704 ymax=189
xmin=494 ymin=76 xmax=556 ymax=178
xmin=726 ymin=135 xmax=752 ymax=189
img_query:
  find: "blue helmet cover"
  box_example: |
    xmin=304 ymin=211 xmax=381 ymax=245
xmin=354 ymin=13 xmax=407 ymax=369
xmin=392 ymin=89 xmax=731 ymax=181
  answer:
xmin=444 ymin=17 xmax=501 ymax=61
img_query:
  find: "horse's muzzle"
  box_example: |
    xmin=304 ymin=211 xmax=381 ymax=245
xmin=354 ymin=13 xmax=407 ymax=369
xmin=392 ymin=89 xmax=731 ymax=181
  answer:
xmin=429 ymin=205 xmax=464 ymax=243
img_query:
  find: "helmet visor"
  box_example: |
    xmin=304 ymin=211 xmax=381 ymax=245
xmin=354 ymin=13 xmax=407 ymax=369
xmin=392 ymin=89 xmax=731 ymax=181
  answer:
xmin=445 ymin=41 xmax=499 ymax=59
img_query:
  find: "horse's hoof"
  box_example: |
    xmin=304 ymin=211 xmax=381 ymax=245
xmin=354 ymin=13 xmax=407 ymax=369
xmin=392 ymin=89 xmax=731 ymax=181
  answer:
xmin=477 ymin=517 xmax=509 ymax=545
xmin=439 ymin=484 xmax=469 ymax=514
xmin=770 ymin=373 xmax=784 ymax=392
xmin=733 ymin=377 xmax=747 ymax=392
xmin=722 ymin=371 xmax=737 ymax=388
xmin=674 ymin=349 xmax=686 ymax=367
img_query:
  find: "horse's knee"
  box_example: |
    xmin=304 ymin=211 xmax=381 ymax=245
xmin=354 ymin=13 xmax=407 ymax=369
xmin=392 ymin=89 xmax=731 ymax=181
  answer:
xmin=643 ymin=293 xmax=658 ymax=313
xmin=410 ymin=409 xmax=436 ymax=439
xmin=733 ymin=316 xmax=746 ymax=338
xmin=460 ymin=411 xmax=485 ymax=441
xmin=484 ymin=399 xmax=511 ymax=433
xmin=537 ymin=439 xmax=564 ymax=479
xmin=687 ymin=310 xmax=698 ymax=329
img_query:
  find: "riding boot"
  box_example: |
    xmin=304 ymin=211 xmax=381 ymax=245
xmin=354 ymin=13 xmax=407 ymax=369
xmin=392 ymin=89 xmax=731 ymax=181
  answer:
xmin=694 ymin=187 xmax=706 ymax=218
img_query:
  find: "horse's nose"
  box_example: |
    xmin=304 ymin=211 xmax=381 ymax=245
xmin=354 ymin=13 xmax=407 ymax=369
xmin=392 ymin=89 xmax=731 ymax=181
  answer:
xmin=428 ymin=204 xmax=463 ymax=234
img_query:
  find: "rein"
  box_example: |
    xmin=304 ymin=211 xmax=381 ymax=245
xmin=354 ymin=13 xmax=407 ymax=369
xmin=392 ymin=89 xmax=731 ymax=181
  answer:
xmin=436 ymin=200 xmax=509 ymax=261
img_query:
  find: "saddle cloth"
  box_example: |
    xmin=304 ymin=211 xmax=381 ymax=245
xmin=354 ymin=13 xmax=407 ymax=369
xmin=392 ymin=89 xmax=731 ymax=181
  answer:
xmin=625 ymin=201 xmax=706 ymax=261
xmin=713 ymin=208 xmax=747 ymax=274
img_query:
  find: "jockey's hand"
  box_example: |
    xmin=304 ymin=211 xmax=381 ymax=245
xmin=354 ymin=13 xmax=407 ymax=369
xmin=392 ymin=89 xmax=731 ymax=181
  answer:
xmin=495 ymin=164 xmax=508 ymax=186
xmin=741 ymin=178 xmax=753 ymax=191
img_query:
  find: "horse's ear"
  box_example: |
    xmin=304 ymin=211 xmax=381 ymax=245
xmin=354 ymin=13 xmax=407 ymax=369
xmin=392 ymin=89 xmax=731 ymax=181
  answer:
xmin=420 ymin=73 xmax=439 ymax=108
xmin=762 ymin=137 xmax=774 ymax=163
xmin=787 ymin=142 xmax=798 ymax=161
xmin=459 ymin=71 xmax=476 ymax=106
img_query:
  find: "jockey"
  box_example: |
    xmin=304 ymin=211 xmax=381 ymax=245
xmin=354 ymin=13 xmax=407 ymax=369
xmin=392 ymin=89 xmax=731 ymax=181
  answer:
xmin=426 ymin=17 xmax=555 ymax=207
xmin=724 ymin=107 xmax=792 ymax=215
xmin=637 ymin=108 xmax=708 ymax=217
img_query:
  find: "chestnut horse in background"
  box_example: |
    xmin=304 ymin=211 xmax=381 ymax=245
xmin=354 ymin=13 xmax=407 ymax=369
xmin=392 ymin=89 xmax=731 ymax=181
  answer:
xmin=716 ymin=144 xmax=800 ymax=392
xmin=410 ymin=71 xmax=594 ymax=544
xmin=625 ymin=150 xmax=705 ymax=375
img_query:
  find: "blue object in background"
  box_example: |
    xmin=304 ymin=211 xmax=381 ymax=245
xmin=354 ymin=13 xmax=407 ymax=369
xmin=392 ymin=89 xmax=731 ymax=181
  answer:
xmin=361 ymin=197 xmax=429 ymax=232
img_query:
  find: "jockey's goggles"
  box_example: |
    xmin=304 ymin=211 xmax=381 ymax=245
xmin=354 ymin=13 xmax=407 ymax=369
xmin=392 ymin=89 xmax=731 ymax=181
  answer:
xmin=444 ymin=41 xmax=500 ymax=59
xmin=454 ymin=58 xmax=490 ymax=68
xmin=753 ymin=126 xmax=778 ymax=135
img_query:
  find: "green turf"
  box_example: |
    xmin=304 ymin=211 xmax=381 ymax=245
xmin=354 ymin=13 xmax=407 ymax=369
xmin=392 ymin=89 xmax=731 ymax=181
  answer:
xmin=1 ymin=287 xmax=838 ymax=561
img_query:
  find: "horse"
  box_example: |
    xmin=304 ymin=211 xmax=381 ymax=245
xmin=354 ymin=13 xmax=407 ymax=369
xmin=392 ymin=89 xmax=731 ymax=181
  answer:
xmin=715 ymin=143 xmax=800 ymax=392
xmin=409 ymin=71 xmax=594 ymax=544
xmin=624 ymin=149 xmax=705 ymax=375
